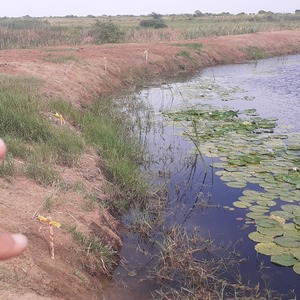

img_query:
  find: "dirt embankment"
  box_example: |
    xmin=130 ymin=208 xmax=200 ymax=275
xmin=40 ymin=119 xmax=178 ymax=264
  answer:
xmin=1 ymin=30 xmax=300 ymax=106
xmin=0 ymin=30 xmax=300 ymax=300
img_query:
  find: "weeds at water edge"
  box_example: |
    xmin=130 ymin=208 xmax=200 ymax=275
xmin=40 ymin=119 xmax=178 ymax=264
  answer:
xmin=68 ymin=226 xmax=118 ymax=275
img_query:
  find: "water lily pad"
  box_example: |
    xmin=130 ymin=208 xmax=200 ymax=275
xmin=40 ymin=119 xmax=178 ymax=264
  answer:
xmin=271 ymin=254 xmax=298 ymax=267
xmin=292 ymin=249 xmax=300 ymax=261
xmin=294 ymin=216 xmax=300 ymax=226
xmin=243 ymin=190 xmax=264 ymax=198
xmin=211 ymin=162 xmax=228 ymax=168
xmin=257 ymin=226 xmax=284 ymax=237
xmin=248 ymin=231 xmax=274 ymax=243
xmin=238 ymin=195 xmax=255 ymax=203
xmin=293 ymin=262 xmax=300 ymax=275
xmin=225 ymin=181 xmax=247 ymax=188
xmin=249 ymin=206 xmax=269 ymax=213
xmin=274 ymin=236 xmax=300 ymax=248
xmin=233 ymin=201 xmax=250 ymax=208
xmin=282 ymin=223 xmax=297 ymax=231
xmin=283 ymin=174 xmax=300 ymax=185
xmin=283 ymin=228 xmax=300 ymax=239
xmin=246 ymin=212 xmax=266 ymax=220
xmin=281 ymin=204 xmax=300 ymax=215
xmin=271 ymin=211 xmax=294 ymax=220
xmin=255 ymin=218 xmax=280 ymax=228
xmin=245 ymin=177 xmax=261 ymax=184
xmin=266 ymin=201 xmax=277 ymax=207
xmin=255 ymin=242 xmax=284 ymax=256
xmin=274 ymin=161 xmax=295 ymax=167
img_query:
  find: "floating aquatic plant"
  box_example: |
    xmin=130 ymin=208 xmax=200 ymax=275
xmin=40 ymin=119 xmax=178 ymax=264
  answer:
xmin=164 ymin=104 xmax=300 ymax=273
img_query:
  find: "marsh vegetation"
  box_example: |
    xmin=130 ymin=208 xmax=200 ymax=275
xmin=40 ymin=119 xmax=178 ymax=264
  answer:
xmin=0 ymin=11 xmax=300 ymax=300
xmin=0 ymin=12 xmax=300 ymax=49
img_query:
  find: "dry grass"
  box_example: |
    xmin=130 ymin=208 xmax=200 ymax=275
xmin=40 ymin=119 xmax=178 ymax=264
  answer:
xmin=0 ymin=13 xmax=300 ymax=49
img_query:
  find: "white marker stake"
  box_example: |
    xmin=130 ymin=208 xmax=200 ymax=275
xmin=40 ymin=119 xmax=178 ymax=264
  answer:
xmin=144 ymin=50 xmax=148 ymax=64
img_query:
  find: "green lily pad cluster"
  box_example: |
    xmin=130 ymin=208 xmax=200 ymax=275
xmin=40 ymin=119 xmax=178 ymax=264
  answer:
xmin=164 ymin=104 xmax=300 ymax=274
xmin=177 ymin=80 xmax=250 ymax=102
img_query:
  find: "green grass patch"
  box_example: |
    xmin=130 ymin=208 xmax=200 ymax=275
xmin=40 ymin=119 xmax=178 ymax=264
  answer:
xmin=68 ymin=226 xmax=117 ymax=275
xmin=0 ymin=75 xmax=84 ymax=185
xmin=0 ymin=75 xmax=52 ymax=142
xmin=241 ymin=46 xmax=269 ymax=60
xmin=0 ymin=75 xmax=147 ymax=209
xmin=25 ymin=162 xmax=61 ymax=186
xmin=0 ymin=154 xmax=16 ymax=177
xmin=82 ymin=98 xmax=148 ymax=208
xmin=49 ymin=129 xmax=85 ymax=167
xmin=173 ymin=43 xmax=204 ymax=50
xmin=176 ymin=50 xmax=192 ymax=60
xmin=4 ymin=136 xmax=31 ymax=160
xmin=48 ymin=96 xmax=148 ymax=206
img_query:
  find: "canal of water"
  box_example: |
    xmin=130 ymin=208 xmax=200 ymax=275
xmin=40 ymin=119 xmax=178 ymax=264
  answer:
xmin=103 ymin=54 xmax=300 ymax=299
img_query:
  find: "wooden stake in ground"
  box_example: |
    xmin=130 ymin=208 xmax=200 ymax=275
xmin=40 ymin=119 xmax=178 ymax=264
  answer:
xmin=36 ymin=215 xmax=61 ymax=259
xmin=54 ymin=112 xmax=66 ymax=126
xmin=48 ymin=217 xmax=55 ymax=259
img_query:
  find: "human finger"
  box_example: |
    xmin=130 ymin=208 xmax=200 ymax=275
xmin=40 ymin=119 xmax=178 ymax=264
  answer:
xmin=0 ymin=233 xmax=28 ymax=260
xmin=0 ymin=139 xmax=7 ymax=159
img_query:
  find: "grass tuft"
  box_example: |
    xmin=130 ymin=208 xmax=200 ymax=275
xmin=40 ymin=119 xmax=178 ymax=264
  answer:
xmin=241 ymin=46 xmax=269 ymax=60
xmin=0 ymin=154 xmax=16 ymax=177
xmin=68 ymin=226 xmax=117 ymax=275
xmin=25 ymin=162 xmax=61 ymax=186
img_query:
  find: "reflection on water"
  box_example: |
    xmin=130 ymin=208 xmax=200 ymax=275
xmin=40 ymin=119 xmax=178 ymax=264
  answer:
xmin=104 ymin=54 xmax=300 ymax=299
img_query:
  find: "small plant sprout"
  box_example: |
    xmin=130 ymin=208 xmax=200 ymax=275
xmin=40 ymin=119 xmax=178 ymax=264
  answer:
xmin=36 ymin=215 xmax=61 ymax=259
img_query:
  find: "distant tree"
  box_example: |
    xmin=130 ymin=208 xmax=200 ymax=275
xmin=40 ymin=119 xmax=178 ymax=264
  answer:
xmin=295 ymin=9 xmax=300 ymax=14
xmin=258 ymin=10 xmax=267 ymax=14
xmin=140 ymin=12 xmax=167 ymax=29
xmin=140 ymin=19 xmax=167 ymax=28
xmin=220 ymin=12 xmax=231 ymax=16
xmin=194 ymin=10 xmax=203 ymax=17
xmin=150 ymin=12 xmax=162 ymax=19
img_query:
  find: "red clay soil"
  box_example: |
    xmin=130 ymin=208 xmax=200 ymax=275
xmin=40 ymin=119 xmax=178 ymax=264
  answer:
xmin=0 ymin=30 xmax=300 ymax=300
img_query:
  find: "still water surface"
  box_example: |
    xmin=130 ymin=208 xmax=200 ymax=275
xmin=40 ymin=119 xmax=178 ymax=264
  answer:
xmin=104 ymin=54 xmax=300 ymax=299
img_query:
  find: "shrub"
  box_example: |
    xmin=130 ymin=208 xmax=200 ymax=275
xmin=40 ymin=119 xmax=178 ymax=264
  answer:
xmin=154 ymin=22 xmax=168 ymax=29
xmin=140 ymin=19 xmax=167 ymax=29
xmin=89 ymin=20 xmax=125 ymax=44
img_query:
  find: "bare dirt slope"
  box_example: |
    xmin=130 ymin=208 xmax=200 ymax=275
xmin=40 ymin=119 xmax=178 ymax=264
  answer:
xmin=0 ymin=30 xmax=300 ymax=300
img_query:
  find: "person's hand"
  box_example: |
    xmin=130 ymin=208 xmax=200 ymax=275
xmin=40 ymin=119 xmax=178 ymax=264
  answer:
xmin=0 ymin=139 xmax=28 ymax=260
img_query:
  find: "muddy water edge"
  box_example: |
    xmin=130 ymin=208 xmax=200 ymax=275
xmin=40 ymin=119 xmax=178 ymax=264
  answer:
xmin=103 ymin=54 xmax=300 ymax=299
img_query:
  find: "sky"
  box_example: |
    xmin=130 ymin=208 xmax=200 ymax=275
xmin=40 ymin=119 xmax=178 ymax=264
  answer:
xmin=1 ymin=0 xmax=299 ymax=17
